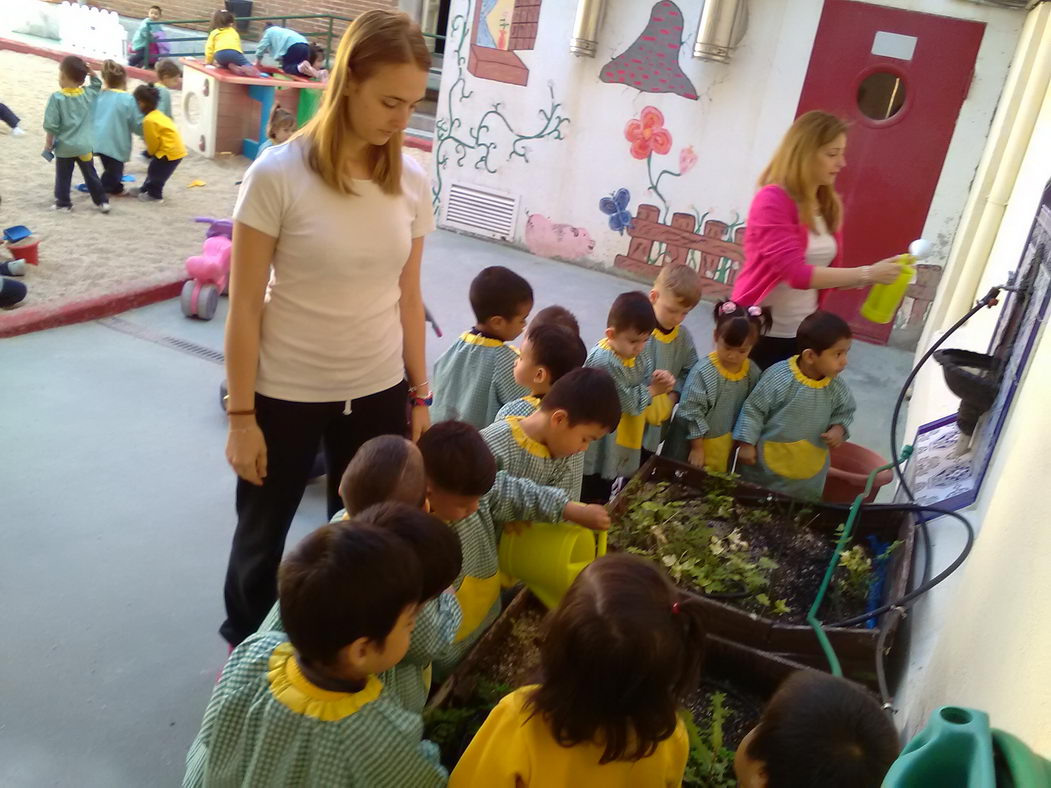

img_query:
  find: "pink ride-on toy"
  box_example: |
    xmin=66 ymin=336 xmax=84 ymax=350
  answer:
xmin=181 ymin=217 xmax=233 ymax=320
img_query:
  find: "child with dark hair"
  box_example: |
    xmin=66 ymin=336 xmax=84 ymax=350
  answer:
xmin=734 ymin=310 xmax=855 ymax=499
xmin=483 ymin=367 xmax=619 ymax=500
xmin=663 ymin=300 xmax=769 ymax=471
xmin=734 ymin=670 xmax=899 ymax=787
xmin=43 ymin=56 xmax=108 ymax=213
xmin=204 ymin=9 xmax=259 ymax=76
xmin=450 ymin=553 xmax=706 ymax=786
xmin=581 ymin=292 xmax=675 ymax=503
xmin=431 ymin=266 xmax=533 ymax=427
xmin=131 ymin=84 xmax=186 ymax=202
xmin=255 ymin=24 xmax=328 ymax=79
xmin=419 ymin=421 xmax=609 ymax=671
xmin=529 ymin=304 xmax=580 ymax=336
xmin=641 ymin=264 xmax=702 ymax=461
xmin=92 ymin=60 xmax=139 ymax=197
xmin=496 ymin=323 xmax=587 ymax=422
xmin=338 ymin=434 xmax=427 ymax=517
xmin=184 ymin=523 xmax=447 ymax=787
xmin=129 ymin=5 xmax=162 ymax=68
xmin=154 ymin=59 xmax=183 ymax=119
xmin=256 ymin=106 xmax=296 ymax=156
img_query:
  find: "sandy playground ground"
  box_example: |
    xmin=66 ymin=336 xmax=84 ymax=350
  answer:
xmin=0 ymin=50 xmax=432 ymax=323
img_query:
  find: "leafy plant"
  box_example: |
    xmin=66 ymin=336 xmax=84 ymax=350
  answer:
xmin=423 ymin=677 xmax=512 ymax=767
xmin=833 ymin=541 xmax=902 ymax=602
xmin=681 ymin=693 xmax=737 ymax=788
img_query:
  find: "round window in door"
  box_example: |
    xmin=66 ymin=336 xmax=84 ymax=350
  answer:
xmin=857 ymin=71 xmax=906 ymax=121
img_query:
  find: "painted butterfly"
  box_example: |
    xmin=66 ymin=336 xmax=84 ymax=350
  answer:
xmin=599 ymin=188 xmax=633 ymax=235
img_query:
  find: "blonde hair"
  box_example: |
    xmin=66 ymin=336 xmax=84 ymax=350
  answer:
xmin=101 ymin=59 xmax=126 ymax=90
xmin=655 ymin=264 xmax=703 ymax=308
xmin=267 ymin=106 xmax=296 ymax=141
xmin=300 ymin=10 xmax=430 ymax=196
xmin=759 ymin=111 xmax=847 ymax=233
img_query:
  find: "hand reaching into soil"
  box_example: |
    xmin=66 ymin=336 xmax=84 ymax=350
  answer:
xmin=563 ymin=502 xmax=611 ymax=531
xmin=821 ymin=424 xmax=846 ymax=449
xmin=737 ymin=443 xmax=758 ymax=466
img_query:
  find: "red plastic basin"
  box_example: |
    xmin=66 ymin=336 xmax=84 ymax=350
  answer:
xmin=822 ymin=442 xmax=893 ymax=504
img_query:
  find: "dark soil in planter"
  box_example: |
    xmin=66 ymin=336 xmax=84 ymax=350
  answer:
xmin=685 ymin=679 xmax=764 ymax=752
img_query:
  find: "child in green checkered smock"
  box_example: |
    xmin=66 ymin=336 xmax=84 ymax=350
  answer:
xmin=733 ymin=311 xmax=856 ymax=501
xmin=663 ymin=301 xmax=768 ymax=472
xmin=431 ymin=266 xmax=534 ymax=428
xmin=494 ymin=321 xmax=587 ymax=425
xmin=640 ymin=265 xmax=704 ymax=454
xmin=184 ymin=524 xmax=447 ymax=787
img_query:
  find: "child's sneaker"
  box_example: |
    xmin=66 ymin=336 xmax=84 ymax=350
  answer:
xmin=137 ymin=192 xmax=163 ymax=203
xmin=11 ymin=126 xmax=25 ymax=137
xmin=51 ymin=204 xmax=73 ymax=212
xmin=0 ymin=259 xmax=26 ymax=276
xmin=97 ymin=202 xmax=111 ymax=214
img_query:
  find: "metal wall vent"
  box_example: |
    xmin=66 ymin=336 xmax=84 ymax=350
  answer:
xmin=443 ymin=182 xmax=520 ymax=241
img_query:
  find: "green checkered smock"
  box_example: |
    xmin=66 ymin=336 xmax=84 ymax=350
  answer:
xmin=481 ymin=416 xmax=584 ymax=501
xmin=431 ymin=332 xmax=529 ymax=428
xmin=641 ymin=325 xmax=698 ymax=452
xmin=583 ymin=339 xmax=654 ymax=482
xmin=495 ymin=395 xmax=542 ymax=421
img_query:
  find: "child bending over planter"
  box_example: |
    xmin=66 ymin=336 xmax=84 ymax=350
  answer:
xmin=449 ymin=552 xmax=707 ymax=787
xmin=184 ymin=523 xmax=447 ymax=787
xmin=582 ymin=291 xmax=676 ymax=504
xmin=484 ymin=367 xmax=618 ymax=501
xmin=419 ymin=421 xmax=610 ymax=675
xmin=641 ymin=264 xmax=704 ymax=464
xmin=431 ymin=266 xmax=533 ymax=428
xmin=495 ymin=322 xmax=587 ymax=422
xmin=733 ymin=310 xmax=856 ymax=500
xmin=663 ymin=300 xmax=769 ymax=472
xmin=733 ymin=670 xmax=899 ymax=787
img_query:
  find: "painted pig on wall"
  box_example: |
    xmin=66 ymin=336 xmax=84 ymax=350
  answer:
xmin=523 ymin=214 xmax=596 ymax=261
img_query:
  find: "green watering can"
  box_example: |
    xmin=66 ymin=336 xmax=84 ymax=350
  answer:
xmin=884 ymin=706 xmax=1051 ymax=787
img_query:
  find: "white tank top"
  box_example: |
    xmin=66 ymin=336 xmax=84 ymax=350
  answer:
xmin=763 ymin=215 xmax=837 ymax=339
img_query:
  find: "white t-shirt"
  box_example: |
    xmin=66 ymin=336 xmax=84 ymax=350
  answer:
xmin=233 ymin=137 xmax=435 ymax=403
xmin=762 ymin=215 xmax=837 ymax=338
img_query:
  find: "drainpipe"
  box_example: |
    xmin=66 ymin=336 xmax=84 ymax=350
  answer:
xmin=693 ymin=0 xmax=744 ymax=63
xmin=569 ymin=0 xmax=606 ymax=57
xmin=926 ymin=3 xmax=1051 ymax=338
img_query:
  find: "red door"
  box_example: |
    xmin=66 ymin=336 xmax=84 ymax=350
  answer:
xmin=796 ymin=0 xmax=984 ymax=344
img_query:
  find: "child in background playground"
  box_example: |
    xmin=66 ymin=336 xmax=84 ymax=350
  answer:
xmin=1 ymin=101 xmax=26 ymax=136
xmin=450 ymin=553 xmax=707 ymax=787
xmin=131 ymin=84 xmax=186 ymax=202
xmin=256 ymin=106 xmax=296 ymax=156
xmin=128 ymin=5 xmax=162 ymax=68
xmin=255 ymin=24 xmax=328 ymax=80
xmin=43 ymin=56 xmax=109 ymax=214
xmin=733 ymin=670 xmax=899 ymax=788
xmin=93 ymin=61 xmax=140 ymax=197
xmin=204 ymin=10 xmax=259 ymax=77
xmin=662 ymin=301 xmax=768 ymax=472
xmin=154 ymin=59 xmax=183 ymax=119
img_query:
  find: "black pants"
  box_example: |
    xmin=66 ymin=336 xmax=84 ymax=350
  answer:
xmin=128 ymin=47 xmax=154 ymax=68
xmin=54 ymin=156 xmax=106 ymax=208
xmin=98 ymin=154 xmax=126 ymax=194
xmin=581 ymin=474 xmax=615 ymax=505
xmin=282 ymin=43 xmax=310 ymax=74
xmin=219 ymin=382 xmax=409 ymax=645
xmin=0 ymin=102 xmax=19 ymax=129
xmin=142 ymin=155 xmax=180 ymax=199
xmin=751 ymin=335 xmax=798 ymax=371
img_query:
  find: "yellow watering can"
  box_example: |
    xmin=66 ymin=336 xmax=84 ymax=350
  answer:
xmin=498 ymin=523 xmax=608 ymax=609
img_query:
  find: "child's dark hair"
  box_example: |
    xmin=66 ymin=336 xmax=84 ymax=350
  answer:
xmin=267 ymin=106 xmax=296 ymax=141
xmin=528 ymin=553 xmax=707 ymax=764
xmin=358 ymin=502 xmax=461 ymax=603
xmin=528 ymin=324 xmax=586 ymax=384
xmin=149 ymin=4 xmax=162 ymax=13
xmin=60 ymin=55 xmax=88 ymax=85
xmin=607 ymin=291 xmax=657 ymax=335
xmin=211 ymin=9 xmax=235 ymax=29
xmin=745 ymin=670 xmax=899 ymax=787
xmin=339 ymin=435 xmax=426 ymax=515
xmin=797 ymin=310 xmax=852 ymax=355
xmin=541 ymin=367 xmax=620 ymax=433
xmin=133 ymin=83 xmax=160 ymax=113
xmin=713 ymin=300 xmax=772 ymax=347
xmin=155 ymin=59 xmax=182 ymax=81
xmin=308 ymin=42 xmax=325 ymax=66
xmin=101 ymin=59 xmax=127 ymax=90
xmin=469 ymin=266 xmax=533 ymax=324
xmin=417 ymin=421 xmax=496 ymax=497
xmin=530 ymin=305 xmax=580 ymax=336
xmin=278 ymin=522 xmax=421 ymax=665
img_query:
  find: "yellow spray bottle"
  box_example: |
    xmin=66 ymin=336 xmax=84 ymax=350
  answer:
xmin=861 ymin=239 xmax=932 ymax=324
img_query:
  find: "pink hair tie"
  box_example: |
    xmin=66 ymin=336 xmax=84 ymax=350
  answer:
xmin=747 ymin=306 xmax=763 ymax=317
xmin=671 ymin=601 xmax=681 ymax=614
xmin=719 ymin=301 xmax=738 ymax=315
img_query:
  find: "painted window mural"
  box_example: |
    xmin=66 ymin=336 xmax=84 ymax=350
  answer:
xmin=469 ymin=0 xmax=542 ymax=85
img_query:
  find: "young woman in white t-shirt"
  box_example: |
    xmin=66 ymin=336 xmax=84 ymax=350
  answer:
xmin=731 ymin=112 xmax=903 ymax=370
xmin=219 ymin=10 xmax=435 ymax=646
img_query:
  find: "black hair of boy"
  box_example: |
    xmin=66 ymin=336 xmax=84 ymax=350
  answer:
xmin=529 ymin=323 xmax=587 ymax=384
xmin=746 ymin=670 xmax=899 ymax=788
xmin=417 ymin=420 xmax=497 ymax=497
xmin=358 ymin=502 xmax=462 ymax=602
xmin=341 ymin=435 xmax=426 ymax=515
xmin=530 ymin=305 xmax=580 ymax=336
xmin=278 ymin=523 xmax=421 ymax=665
xmin=469 ymin=266 xmax=533 ymax=324
xmin=134 ymin=84 xmax=160 ymax=113
xmin=150 ymin=4 xmax=162 ymax=13
xmin=608 ymin=291 xmax=657 ymax=335
xmin=60 ymin=55 xmax=88 ymax=85
xmin=796 ymin=310 xmax=852 ymax=356
xmin=541 ymin=367 xmax=620 ymax=433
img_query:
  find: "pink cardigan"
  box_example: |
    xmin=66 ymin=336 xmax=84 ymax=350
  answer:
xmin=730 ymin=184 xmax=844 ymax=308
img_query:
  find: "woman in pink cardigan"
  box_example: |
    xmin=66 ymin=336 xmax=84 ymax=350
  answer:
xmin=731 ymin=111 xmax=903 ymax=369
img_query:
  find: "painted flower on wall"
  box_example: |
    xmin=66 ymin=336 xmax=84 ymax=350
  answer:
xmin=625 ymin=107 xmax=672 ymax=160
xmin=679 ymin=145 xmax=697 ymax=175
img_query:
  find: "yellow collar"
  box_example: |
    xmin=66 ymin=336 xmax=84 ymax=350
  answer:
xmin=267 ymin=642 xmax=383 ymax=722
xmin=461 ymin=331 xmax=505 ymax=349
xmin=709 ymin=352 xmax=749 ymax=382
xmin=598 ymin=337 xmax=636 ymax=367
xmin=789 ymin=355 xmax=831 ymax=389
xmin=106 ymin=88 xmax=127 ymax=93
xmin=522 ymin=395 xmax=542 ymax=410
xmin=507 ymin=416 xmax=550 ymax=458
xmin=60 ymin=87 xmax=85 ymax=96
xmin=652 ymin=325 xmax=680 ymax=344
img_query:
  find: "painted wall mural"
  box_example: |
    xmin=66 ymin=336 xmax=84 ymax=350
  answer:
xmin=469 ymin=0 xmax=542 ymax=85
xmin=600 ymin=1 xmax=698 ymax=101
xmin=523 ymin=214 xmax=595 ymax=260
xmin=433 ymin=10 xmax=571 ymax=212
